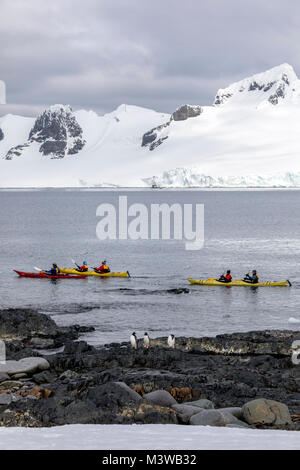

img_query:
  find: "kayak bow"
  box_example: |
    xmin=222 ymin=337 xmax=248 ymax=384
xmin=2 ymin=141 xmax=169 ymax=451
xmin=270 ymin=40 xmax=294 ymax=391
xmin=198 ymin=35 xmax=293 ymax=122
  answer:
xmin=187 ymin=278 xmax=291 ymax=287
xmin=14 ymin=270 xmax=87 ymax=279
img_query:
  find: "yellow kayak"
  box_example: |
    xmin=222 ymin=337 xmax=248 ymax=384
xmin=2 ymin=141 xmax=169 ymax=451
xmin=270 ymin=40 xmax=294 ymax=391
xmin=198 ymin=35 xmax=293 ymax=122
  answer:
xmin=187 ymin=278 xmax=291 ymax=287
xmin=60 ymin=268 xmax=129 ymax=278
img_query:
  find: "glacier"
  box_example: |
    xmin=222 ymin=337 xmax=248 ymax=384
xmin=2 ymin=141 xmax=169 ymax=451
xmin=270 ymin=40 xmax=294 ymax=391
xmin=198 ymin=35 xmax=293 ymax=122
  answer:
xmin=1 ymin=64 xmax=300 ymax=187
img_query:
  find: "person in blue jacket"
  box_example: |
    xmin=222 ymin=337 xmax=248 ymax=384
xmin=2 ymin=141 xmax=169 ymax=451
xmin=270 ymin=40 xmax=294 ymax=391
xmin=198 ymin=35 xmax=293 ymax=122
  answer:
xmin=45 ymin=264 xmax=60 ymax=276
xmin=244 ymin=270 xmax=259 ymax=284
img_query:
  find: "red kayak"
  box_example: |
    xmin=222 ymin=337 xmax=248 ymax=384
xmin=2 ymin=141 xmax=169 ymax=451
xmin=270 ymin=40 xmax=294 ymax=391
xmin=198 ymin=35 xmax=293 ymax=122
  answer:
xmin=14 ymin=270 xmax=87 ymax=279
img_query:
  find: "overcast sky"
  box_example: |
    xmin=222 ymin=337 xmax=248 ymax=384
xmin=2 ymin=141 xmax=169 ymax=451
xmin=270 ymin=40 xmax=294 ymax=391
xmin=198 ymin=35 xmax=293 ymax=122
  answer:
xmin=1 ymin=0 xmax=300 ymax=116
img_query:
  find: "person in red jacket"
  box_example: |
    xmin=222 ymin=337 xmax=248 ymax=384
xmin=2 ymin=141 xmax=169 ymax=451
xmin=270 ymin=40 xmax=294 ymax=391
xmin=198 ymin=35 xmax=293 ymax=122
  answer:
xmin=95 ymin=260 xmax=110 ymax=273
xmin=218 ymin=270 xmax=232 ymax=283
xmin=77 ymin=261 xmax=88 ymax=272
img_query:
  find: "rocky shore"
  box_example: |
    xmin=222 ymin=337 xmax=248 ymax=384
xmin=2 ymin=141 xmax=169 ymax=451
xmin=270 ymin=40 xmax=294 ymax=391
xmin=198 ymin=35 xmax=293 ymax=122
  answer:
xmin=0 ymin=308 xmax=300 ymax=430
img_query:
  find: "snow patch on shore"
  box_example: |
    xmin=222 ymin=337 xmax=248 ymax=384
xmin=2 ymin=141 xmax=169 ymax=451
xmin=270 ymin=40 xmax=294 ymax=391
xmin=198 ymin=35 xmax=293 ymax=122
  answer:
xmin=0 ymin=424 xmax=299 ymax=450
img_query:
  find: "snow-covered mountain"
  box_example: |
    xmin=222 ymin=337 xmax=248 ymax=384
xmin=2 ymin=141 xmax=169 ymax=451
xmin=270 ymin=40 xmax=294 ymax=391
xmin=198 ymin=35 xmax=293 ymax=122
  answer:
xmin=1 ymin=63 xmax=300 ymax=187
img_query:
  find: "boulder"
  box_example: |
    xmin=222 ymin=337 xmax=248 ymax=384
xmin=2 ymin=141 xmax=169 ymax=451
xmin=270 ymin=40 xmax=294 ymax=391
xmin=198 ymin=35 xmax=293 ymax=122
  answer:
xmin=190 ymin=409 xmax=248 ymax=427
xmin=185 ymin=399 xmax=214 ymax=409
xmin=216 ymin=407 xmax=243 ymax=419
xmin=0 ymin=373 xmax=9 ymax=383
xmin=0 ymin=394 xmax=12 ymax=405
xmin=113 ymin=382 xmax=143 ymax=403
xmin=85 ymin=382 xmax=142 ymax=410
xmin=242 ymin=398 xmax=292 ymax=426
xmin=144 ymin=390 xmax=177 ymax=407
xmin=172 ymin=404 xmax=203 ymax=423
xmin=0 ymin=357 xmax=50 ymax=376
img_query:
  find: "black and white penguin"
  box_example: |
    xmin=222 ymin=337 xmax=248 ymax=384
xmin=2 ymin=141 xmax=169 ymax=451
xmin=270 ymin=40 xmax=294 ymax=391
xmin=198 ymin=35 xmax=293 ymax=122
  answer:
xmin=167 ymin=334 xmax=175 ymax=348
xmin=143 ymin=332 xmax=150 ymax=349
xmin=130 ymin=332 xmax=137 ymax=349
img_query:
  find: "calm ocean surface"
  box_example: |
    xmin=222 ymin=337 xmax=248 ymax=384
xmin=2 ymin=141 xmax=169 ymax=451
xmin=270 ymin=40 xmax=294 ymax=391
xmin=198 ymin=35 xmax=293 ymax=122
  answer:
xmin=0 ymin=189 xmax=299 ymax=345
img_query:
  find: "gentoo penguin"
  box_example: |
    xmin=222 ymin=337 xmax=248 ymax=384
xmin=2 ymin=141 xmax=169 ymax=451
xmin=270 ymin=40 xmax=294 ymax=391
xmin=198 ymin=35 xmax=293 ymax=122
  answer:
xmin=167 ymin=334 xmax=175 ymax=349
xmin=130 ymin=332 xmax=137 ymax=349
xmin=143 ymin=332 xmax=150 ymax=349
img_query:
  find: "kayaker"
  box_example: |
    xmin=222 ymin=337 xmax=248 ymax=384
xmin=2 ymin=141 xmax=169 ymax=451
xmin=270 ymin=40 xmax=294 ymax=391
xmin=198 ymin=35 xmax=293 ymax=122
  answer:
xmin=95 ymin=260 xmax=110 ymax=273
xmin=77 ymin=261 xmax=88 ymax=272
xmin=45 ymin=264 xmax=60 ymax=276
xmin=218 ymin=270 xmax=232 ymax=283
xmin=244 ymin=270 xmax=259 ymax=284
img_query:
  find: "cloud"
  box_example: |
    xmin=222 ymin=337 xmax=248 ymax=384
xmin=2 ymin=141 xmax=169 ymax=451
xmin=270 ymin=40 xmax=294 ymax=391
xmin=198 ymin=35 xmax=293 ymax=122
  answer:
xmin=1 ymin=0 xmax=300 ymax=116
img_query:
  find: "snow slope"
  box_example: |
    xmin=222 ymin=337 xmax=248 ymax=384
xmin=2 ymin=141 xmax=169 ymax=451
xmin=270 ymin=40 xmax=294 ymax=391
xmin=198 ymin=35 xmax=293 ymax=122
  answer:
xmin=1 ymin=64 xmax=300 ymax=187
xmin=0 ymin=105 xmax=169 ymax=187
xmin=0 ymin=424 xmax=299 ymax=450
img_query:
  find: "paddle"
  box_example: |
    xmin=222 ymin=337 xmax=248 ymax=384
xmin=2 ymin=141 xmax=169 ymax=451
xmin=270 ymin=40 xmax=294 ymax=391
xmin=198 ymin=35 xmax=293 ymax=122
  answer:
xmin=71 ymin=258 xmax=81 ymax=269
xmin=127 ymin=271 xmax=131 ymax=278
xmin=34 ymin=266 xmax=67 ymax=276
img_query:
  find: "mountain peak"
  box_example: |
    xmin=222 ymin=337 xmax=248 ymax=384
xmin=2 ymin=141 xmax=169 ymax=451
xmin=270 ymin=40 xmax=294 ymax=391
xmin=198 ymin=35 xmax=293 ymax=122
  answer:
xmin=214 ymin=63 xmax=299 ymax=107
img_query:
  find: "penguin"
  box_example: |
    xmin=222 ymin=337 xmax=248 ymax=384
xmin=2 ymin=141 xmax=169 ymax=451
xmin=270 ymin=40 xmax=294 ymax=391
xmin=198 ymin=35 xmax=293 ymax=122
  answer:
xmin=167 ymin=334 xmax=175 ymax=349
xmin=130 ymin=332 xmax=137 ymax=349
xmin=143 ymin=332 xmax=150 ymax=349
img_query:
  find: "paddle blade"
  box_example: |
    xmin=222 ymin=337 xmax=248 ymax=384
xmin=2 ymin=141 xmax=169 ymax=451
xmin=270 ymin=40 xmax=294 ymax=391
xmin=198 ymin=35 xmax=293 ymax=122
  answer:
xmin=34 ymin=267 xmax=42 ymax=272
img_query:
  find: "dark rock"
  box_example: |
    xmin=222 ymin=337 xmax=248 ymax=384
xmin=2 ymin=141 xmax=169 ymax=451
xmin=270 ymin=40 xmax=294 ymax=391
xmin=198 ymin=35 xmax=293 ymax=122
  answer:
xmin=268 ymin=83 xmax=286 ymax=105
xmin=0 ymin=308 xmax=89 ymax=353
xmin=5 ymin=143 xmax=29 ymax=160
xmin=214 ymin=92 xmax=232 ymax=106
xmin=0 ymin=308 xmax=298 ymax=428
xmin=0 ymin=309 xmax=58 ymax=342
xmin=32 ymin=370 xmax=56 ymax=385
xmin=141 ymin=122 xmax=170 ymax=150
xmin=84 ymin=382 xmax=143 ymax=410
xmin=171 ymin=104 xmax=202 ymax=121
xmin=39 ymin=140 xmax=66 ymax=158
xmin=29 ymin=105 xmax=86 ymax=158
xmin=5 ymin=105 xmax=86 ymax=161
xmin=142 ymin=104 xmax=202 ymax=151
xmin=0 ymin=128 xmax=4 ymax=141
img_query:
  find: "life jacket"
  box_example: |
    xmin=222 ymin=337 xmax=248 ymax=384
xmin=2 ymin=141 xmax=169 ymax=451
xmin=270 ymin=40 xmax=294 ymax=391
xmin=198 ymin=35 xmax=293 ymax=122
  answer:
xmin=225 ymin=273 xmax=232 ymax=281
xmin=80 ymin=265 xmax=88 ymax=271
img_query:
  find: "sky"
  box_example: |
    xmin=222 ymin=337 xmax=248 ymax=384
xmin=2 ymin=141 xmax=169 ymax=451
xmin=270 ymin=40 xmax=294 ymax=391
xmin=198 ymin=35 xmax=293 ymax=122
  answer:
xmin=1 ymin=0 xmax=300 ymax=116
